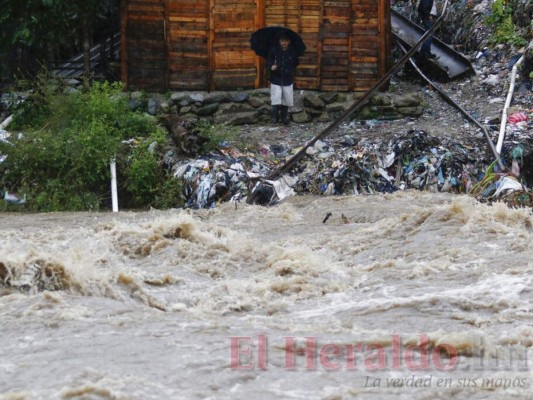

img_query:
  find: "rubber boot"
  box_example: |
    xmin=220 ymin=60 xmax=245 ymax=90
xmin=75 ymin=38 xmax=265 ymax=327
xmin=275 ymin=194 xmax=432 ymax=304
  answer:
xmin=271 ymin=105 xmax=280 ymax=124
xmin=280 ymin=105 xmax=290 ymax=125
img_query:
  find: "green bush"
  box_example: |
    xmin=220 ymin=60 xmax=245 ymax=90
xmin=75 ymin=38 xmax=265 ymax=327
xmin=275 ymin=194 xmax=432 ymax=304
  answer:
xmin=194 ymin=120 xmax=239 ymax=153
xmin=486 ymin=0 xmax=528 ymax=47
xmin=0 ymin=81 xmax=184 ymax=211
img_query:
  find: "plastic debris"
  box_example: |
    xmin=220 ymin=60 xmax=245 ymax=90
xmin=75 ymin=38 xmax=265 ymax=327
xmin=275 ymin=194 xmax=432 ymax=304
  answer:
xmin=2 ymin=191 xmax=26 ymax=205
xmin=492 ymin=176 xmax=524 ymax=197
xmin=507 ymin=112 xmax=528 ymax=124
xmin=168 ymin=124 xmax=533 ymax=209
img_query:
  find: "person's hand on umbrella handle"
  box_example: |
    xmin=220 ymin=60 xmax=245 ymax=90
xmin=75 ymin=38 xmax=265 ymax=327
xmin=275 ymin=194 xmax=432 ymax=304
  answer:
xmin=271 ymin=59 xmax=277 ymax=71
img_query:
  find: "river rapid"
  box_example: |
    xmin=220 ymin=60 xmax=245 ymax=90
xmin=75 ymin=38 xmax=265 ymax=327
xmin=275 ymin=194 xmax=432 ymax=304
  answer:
xmin=0 ymin=191 xmax=531 ymax=399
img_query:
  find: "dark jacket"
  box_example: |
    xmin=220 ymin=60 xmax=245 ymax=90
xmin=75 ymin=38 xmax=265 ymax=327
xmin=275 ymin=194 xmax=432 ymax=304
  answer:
xmin=267 ymin=45 xmax=299 ymax=86
xmin=418 ymin=0 xmax=434 ymax=19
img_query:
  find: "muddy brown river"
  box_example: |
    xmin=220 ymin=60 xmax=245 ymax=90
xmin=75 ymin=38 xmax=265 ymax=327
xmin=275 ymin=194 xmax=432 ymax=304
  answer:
xmin=0 ymin=191 xmax=531 ymax=399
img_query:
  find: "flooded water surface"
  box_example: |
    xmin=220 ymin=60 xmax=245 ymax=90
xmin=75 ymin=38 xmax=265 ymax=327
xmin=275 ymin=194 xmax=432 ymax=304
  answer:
xmin=0 ymin=191 xmax=531 ymax=399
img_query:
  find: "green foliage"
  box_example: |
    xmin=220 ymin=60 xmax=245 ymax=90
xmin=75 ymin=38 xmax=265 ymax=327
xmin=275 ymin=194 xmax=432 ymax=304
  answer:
xmin=486 ymin=0 xmax=528 ymax=47
xmin=0 ymin=0 xmax=119 ymax=80
xmin=469 ymin=161 xmax=497 ymax=198
xmin=194 ymin=120 xmax=239 ymax=153
xmin=0 ymin=80 xmax=184 ymax=211
xmin=122 ymin=130 xmax=165 ymax=207
xmin=491 ymin=15 xmax=528 ymax=47
xmin=153 ymin=174 xmax=185 ymax=209
xmin=485 ymin=0 xmax=506 ymax=25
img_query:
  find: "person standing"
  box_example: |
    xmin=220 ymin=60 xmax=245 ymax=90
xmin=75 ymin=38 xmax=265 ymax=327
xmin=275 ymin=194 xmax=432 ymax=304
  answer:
xmin=267 ymin=34 xmax=299 ymax=125
xmin=418 ymin=0 xmax=439 ymax=58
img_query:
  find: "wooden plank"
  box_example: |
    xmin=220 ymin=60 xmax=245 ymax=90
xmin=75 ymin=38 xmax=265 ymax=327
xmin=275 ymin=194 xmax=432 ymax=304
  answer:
xmin=352 ymin=6 xmax=379 ymax=13
xmin=215 ymin=0 xmax=254 ymax=4
xmin=350 ymin=26 xmax=379 ymax=35
xmin=321 ymin=58 xmax=348 ymax=66
xmin=167 ymin=38 xmax=206 ymax=52
xmin=127 ymin=21 xmax=165 ymax=40
xmin=168 ymin=16 xmax=208 ymax=23
xmin=379 ymin=0 xmax=391 ymax=83
xmin=128 ymin=47 xmax=167 ymax=59
xmin=350 ymin=56 xmax=378 ymax=63
xmin=128 ymin=59 xmax=167 ymax=70
xmin=351 ymin=41 xmax=380 ymax=49
xmin=350 ymin=0 xmax=385 ymax=91
xmin=213 ymin=71 xmax=256 ymax=90
xmin=168 ymin=0 xmax=208 ymax=17
xmin=354 ymin=0 xmax=379 ymax=5
xmin=323 ymin=38 xmax=349 ymax=45
xmin=170 ymin=79 xmax=208 ymax=90
xmin=168 ymin=0 xmax=205 ymax=5
xmin=350 ymin=69 xmax=378 ymax=77
xmin=127 ymin=5 xmax=164 ymax=13
xmin=128 ymin=0 xmax=162 ymax=5
xmin=351 ymin=49 xmax=379 ymax=57
xmin=351 ymin=35 xmax=380 ymax=43
xmin=169 ymin=70 xmax=209 ymax=79
xmin=127 ymin=13 xmax=165 ymax=22
xmin=124 ymin=0 xmax=167 ymax=91
xmin=350 ymin=78 xmax=379 ymax=86
xmin=169 ymin=21 xmax=208 ymax=30
xmin=170 ymin=32 xmax=208 ymax=40
xmin=211 ymin=0 xmax=259 ymax=90
xmin=352 ymin=18 xmax=379 ymax=26
xmin=121 ymin=0 xmax=128 ymax=86
xmin=321 ymin=84 xmax=349 ymax=91
xmin=296 ymin=69 xmax=318 ymax=78
xmin=324 ymin=8 xmax=352 ymax=17
xmin=214 ymin=55 xmax=256 ymax=67
xmin=322 ymin=77 xmax=349 ymax=84
xmin=255 ymin=0 xmax=264 ymax=88
xmin=319 ymin=65 xmax=347 ymax=72
xmin=323 ymin=1 xmax=351 ymax=6
xmin=295 ymin=80 xmax=316 ymax=86
xmin=206 ymin=0 xmax=217 ymax=91
xmin=128 ymin=68 xmax=166 ymax=80
xmin=321 ymin=71 xmax=347 ymax=79
xmin=322 ymin=23 xmax=351 ymax=33
xmin=322 ymin=45 xmax=349 ymax=52
xmin=322 ymin=51 xmax=349 ymax=59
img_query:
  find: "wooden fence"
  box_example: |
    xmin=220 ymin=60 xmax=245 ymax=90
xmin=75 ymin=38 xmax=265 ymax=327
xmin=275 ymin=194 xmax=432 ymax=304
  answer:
xmin=121 ymin=0 xmax=391 ymax=92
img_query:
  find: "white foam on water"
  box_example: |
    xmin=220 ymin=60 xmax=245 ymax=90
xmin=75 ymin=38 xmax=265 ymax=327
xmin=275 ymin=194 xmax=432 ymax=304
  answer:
xmin=0 ymin=193 xmax=531 ymax=399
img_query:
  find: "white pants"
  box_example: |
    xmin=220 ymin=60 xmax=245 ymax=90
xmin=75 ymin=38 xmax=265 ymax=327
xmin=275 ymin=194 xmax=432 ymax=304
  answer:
xmin=270 ymin=84 xmax=294 ymax=106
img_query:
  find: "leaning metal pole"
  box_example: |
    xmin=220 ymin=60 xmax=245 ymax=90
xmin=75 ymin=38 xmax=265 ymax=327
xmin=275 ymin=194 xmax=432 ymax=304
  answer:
xmin=397 ymin=41 xmax=505 ymax=170
xmin=259 ymin=1 xmax=452 ymax=186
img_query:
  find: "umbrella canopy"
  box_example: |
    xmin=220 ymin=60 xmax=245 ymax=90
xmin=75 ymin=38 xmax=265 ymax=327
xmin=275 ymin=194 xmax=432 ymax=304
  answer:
xmin=250 ymin=27 xmax=306 ymax=59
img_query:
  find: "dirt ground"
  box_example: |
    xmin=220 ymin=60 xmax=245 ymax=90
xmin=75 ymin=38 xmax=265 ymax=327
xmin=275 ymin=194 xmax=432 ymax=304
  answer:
xmin=233 ymin=74 xmax=526 ymax=157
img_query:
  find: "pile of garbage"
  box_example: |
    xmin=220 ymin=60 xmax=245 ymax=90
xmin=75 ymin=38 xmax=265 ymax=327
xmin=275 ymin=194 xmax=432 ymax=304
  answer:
xmin=170 ymin=146 xmax=270 ymax=209
xmin=170 ymin=125 xmax=532 ymax=208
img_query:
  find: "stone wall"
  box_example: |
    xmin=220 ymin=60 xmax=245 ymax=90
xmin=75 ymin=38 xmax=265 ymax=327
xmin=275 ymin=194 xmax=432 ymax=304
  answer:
xmin=129 ymin=89 xmax=425 ymax=125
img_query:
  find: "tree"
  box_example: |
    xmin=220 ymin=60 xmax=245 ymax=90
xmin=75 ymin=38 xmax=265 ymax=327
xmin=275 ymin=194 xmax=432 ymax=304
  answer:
xmin=0 ymin=0 xmax=119 ymax=86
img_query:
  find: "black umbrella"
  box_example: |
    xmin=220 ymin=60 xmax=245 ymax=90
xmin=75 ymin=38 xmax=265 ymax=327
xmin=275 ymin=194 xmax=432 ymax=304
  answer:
xmin=250 ymin=27 xmax=306 ymax=59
